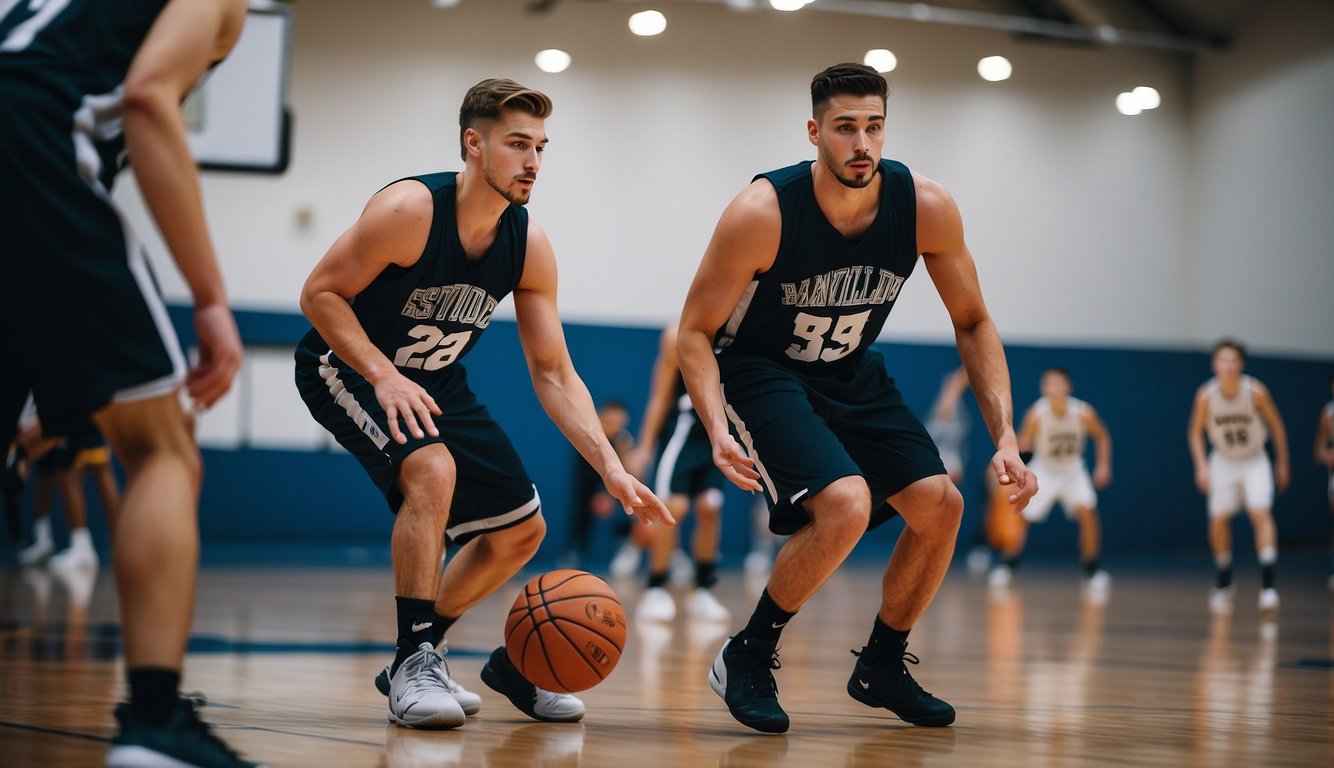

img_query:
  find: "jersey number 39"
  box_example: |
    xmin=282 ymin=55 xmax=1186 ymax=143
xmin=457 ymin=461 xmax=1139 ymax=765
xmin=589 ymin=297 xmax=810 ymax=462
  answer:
xmin=393 ymin=325 xmax=472 ymax=371
xmin=786 ymin=310 xmax=871 ymax=363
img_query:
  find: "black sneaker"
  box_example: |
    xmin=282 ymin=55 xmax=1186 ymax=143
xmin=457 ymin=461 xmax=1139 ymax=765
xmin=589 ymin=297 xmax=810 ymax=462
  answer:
xmin=708 ymin=637 xmax=789 ymax=734
xmin=479 ymin=646 xmax=585 ymax=722
xmin=106 ymin=697 xmax=266 ymax=768
xmin=847 ymin=644 xmax=955 ymax=726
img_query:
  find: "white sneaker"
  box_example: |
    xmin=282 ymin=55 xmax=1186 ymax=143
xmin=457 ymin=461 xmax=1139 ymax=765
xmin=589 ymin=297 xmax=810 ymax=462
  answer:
xmin=1208 ymin=585 xmax=1234 ymax=614
xmin=387 ymin=643 xmax=466 ymax=729
xmin=1257 ymin=588 xmax=1279 ymax=613
xmin=1085 ymin=570 xmax=1111 ymax=593
xmin=18 ymin=536 xmax=53 ymax=566
xmin=48 ymin=545 xmax=98 ymax=572
xmin=988 ymin=565 xmax=1012 ymax=588
xmin=609 ymin=543 xmax=641 ymax=579
xmin=636 ymin=587 xmax=676 ymax=622
xmin=375 ymin=641 xmax=480 ymax=715
xmin=685 ymin=588 xmax=730 ymax=622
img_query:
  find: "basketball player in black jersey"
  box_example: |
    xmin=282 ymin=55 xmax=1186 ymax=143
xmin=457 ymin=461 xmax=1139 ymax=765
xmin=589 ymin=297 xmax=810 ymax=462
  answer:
xmin=679 ymin=64 xmax=1037 ymax=733
xmin=1 ymin=2 xmax=254 ymax=766
xmin=294 ymin=79 xmax=672 ymax=731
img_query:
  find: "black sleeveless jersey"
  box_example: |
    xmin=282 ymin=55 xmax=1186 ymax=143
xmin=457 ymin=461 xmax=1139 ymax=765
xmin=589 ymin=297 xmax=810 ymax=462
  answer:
xmin=715 ymin=159 xmax=918 ymax=371
xmin=298 ymin=173 xmax=528 ymax=385
xmin=0 ymin=0 xmax=169 ymax=192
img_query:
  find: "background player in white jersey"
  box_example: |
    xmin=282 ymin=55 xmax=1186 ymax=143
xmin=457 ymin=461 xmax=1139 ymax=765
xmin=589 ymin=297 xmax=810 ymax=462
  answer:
xmin=1188 ymin=339 xmax=1290 ymax=613
xmin=1314 ymin=373 xmax=1334 ymax=588
xmin=626 ymin=322 xmax=730 ymax=623
xmin=990 ymin=368 xmax=1111 ymax=591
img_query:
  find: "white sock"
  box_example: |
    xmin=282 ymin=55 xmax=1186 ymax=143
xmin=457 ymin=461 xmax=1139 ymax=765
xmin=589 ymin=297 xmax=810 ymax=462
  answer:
xmin=1214 ymin=551 xmax=1232 ymax=570
xmin=32 ymin=516 xmax=52 ymax=545
xmin=1258 ymin=546 xmax=1277 ymax=566
xmin=69 ymin=527 xmax=93 ymax=552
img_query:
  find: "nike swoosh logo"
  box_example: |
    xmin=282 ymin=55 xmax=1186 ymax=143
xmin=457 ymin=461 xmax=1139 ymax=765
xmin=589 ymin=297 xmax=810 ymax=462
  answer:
xmin=771 ymin=621 xmax=788 ymax=629
xmin=411 ymin=622 xmax=433 ymax=633
xmin=859 ymin=679 xmax=870 ymax=690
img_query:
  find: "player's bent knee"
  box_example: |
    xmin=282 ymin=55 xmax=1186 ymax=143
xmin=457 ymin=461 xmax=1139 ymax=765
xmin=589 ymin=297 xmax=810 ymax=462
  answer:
xmin=491 ymin=512 xmax=546 ymax=556
xmin=398 ymin=446 xmax=457 ymax=502
xmin=809 ymin=478 xmax=872 ymax=534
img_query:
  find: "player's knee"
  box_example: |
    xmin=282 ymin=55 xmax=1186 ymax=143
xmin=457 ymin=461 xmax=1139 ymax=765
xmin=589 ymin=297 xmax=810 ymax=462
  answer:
xmin=901 ymin=476 xmax=962 ymax=535
xmin=398 ymin=447 xmax=457 ymax=502
xmin=494 ymin=513 xmax=546 ymax=557
xmin=810 ymin=478 xmax=872 ymax=535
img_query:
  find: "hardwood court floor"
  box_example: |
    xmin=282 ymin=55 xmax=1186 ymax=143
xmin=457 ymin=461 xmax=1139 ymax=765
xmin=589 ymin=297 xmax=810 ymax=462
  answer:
xmin=1 ymin=558 xmax=1330 ymax=767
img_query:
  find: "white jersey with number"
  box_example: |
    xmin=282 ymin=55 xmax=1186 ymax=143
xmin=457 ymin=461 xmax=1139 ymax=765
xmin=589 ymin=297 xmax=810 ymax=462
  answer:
xmin=1204 ymin=376 xmax=1267 ymax=461
xmin=1031 ymin=397 xmax=1088 ymax=469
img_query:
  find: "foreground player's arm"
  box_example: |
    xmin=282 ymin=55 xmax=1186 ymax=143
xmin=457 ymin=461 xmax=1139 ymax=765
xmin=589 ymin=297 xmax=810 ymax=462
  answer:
xmin=1252 ymin=381 xmax=1290 ymax=492
xmin=299 ymin=182 xmax=441 ymax=444
xmin=678 ymin=182 xmax=782 ymax=493
xmin=1316 ymin=409 xmax=1334 ymax=468
xmin=1187 ymin=387 xmax=1211 ymax=494
xmin=513 ymin=225 xmax=674 ymax=527
xmin=916 ymin=173 xmax=1036 ymax=508
xmin=123 ymin=0 xmax=247 ymax=409
xmin=626 ymin=324 xmax=682 ymax=479
xmin=1083 ymin=406 xmax=1113 ymax=489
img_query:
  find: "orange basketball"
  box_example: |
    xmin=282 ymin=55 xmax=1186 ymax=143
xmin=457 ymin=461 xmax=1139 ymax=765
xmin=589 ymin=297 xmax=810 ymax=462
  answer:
xmin=504 ymin=569 xmax=627 ymax=693
xmin=986 ymin=481 xmax=1024 ymax=553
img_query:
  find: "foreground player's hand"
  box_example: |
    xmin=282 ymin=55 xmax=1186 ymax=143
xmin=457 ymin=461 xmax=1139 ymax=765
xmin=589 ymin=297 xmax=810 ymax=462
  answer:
xmin=713 ymin=434 xmax=762 ymax=493
xmin=188 ymin=303 xmax=243 ymax=411
xmin=603 ymin=468 xmax=675 ymax=527
xmin=992 ymin=448 xmax=1037 ymax=512
xmin=372 ymin=370 xmax=441 ymax=444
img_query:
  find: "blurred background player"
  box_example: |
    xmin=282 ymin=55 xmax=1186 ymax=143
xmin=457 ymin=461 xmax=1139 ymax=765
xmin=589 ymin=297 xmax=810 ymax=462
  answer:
xmin=1315 ymin=373 xmax=1334 ymax=588
xmin=18 ymin=415 xmax=121 ymax=572
xmin=923 ymin=367 xmax=989 ymax=572
xmin=625 ymin=322 xmax=730 ymax=623
xmin=1188 ymin=339 xmax=1290 ymax=613
xmin=561 ymin=400 xmax=635 ymax=569
xmin=990 ymin=368 xmax=1111 ymax=591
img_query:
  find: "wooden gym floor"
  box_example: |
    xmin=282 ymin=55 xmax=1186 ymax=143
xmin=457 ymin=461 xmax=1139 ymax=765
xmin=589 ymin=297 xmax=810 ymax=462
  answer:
xmin=1 ymin=558 xmax=1330 ymax=767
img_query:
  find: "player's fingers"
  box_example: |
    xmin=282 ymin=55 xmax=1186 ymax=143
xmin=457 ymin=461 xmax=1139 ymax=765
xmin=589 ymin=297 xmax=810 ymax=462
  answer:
xmin=384 ymin=404 xmax=407 ymax=444
xmin=413 ymin=398 xmax=439 ymax=437
xmin=425 ymin=393 xmax=442 ymax=416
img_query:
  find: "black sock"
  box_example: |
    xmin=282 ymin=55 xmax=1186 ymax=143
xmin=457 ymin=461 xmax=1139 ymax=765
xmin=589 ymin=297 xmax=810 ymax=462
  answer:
xmin=1083 ymin=559 xmax=1100 ymax=577
xmin=1215 ymin=567 xmax=1234 ymax=589
xmin=392 ymin=596 xmax=438 ymax=675
xmin=1004 ymin=555 xmax=1021 ymax=571
xmin=858 ymin=617 xmax=910 ymax=667
xmin=128 ymin=667 xmax=180 ymax=727
xmin=695 ymin=560 xmax=718 ymax=590
xmin=1261 ymin=564 xmax=1276 ymax=590
xmin=647 ymin=570 xmax=669 ymax=589
xmin=431 ymin=613 xmax=458 ymax=648
xmin=732 ymin=589 xmax=796 ymax=651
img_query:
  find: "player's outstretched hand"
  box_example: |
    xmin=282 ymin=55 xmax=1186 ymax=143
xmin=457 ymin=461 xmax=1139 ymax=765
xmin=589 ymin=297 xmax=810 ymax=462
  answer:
xmin=713 ymin=434 xmax=762 ymax=493
xmin=603 ymin=468 xmax=675 ymax=527
xmin=372 ymin=370 xmax=441 ymax=444
xmin=187 ymin=303 xmax=243 ymax=411
xmin=1194 ymin=464 xmax=1210 ymax=495
xmin=992 ymin=448 xmax=1037 ymax=512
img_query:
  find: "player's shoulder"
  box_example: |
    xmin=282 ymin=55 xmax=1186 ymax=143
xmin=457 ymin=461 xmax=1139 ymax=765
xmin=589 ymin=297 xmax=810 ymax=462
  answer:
xmin=368 ymin=177 xmax=436 ymax=222
xmin=910 ymin=170 xmax=955 ymax=215
xmin=720 ymin=176 xmax=783 ymax=232
xmin=1244 ymin=375 xmax=1272 ymax=399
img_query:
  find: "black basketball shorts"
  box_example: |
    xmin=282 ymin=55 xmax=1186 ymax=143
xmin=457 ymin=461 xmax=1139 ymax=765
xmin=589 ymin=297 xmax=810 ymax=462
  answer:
xmin=294 ymin=348 xmax=539 ymax=546
xmin=653 ymin=412 xmax=724 ymax=500
xmin=718 ymin=349 xmax=946 ymax=536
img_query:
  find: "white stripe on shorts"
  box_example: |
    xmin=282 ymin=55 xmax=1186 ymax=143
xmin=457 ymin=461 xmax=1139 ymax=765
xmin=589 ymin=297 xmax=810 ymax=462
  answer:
xmin=446 ymin=487 xmax=541 ymax=540
xmin=721 ymin=384 xmax=778 ymax=504
xmin=319 ymin=351 xmax=390 ymax=450
xmin=654 ymin=410 xmax=695 ymax=499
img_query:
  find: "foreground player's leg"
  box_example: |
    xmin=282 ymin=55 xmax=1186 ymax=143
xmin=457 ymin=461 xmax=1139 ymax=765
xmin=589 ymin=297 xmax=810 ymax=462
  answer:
xmin=98 ymin=395 xmax=262 ymax=768
xmin=711 ymin=476 xmax=870 ymax=734
xmin=849 ymin=475 xmax=961 ymax=727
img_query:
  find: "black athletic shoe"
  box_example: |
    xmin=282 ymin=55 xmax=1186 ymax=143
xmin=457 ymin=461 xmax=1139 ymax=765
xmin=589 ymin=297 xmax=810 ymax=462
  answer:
xmin=106 ymin=697 xmax=266 ymax=768
xmin=479 ymin=646 xmax=585 ymax=722
xmin=708 ymin=637 xmax=789 ymax=734
xmin=847 ymin=644 xmax=955 ymax=726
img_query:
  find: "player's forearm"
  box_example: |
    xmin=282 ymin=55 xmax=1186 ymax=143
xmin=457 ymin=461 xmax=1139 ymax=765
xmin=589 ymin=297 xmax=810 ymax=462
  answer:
xmin=955 ymin=319 xmax=1015 ymax=448
xmin=677 ymin=328 xmax=729 ymax=443
xmin=1270 ymin=422 xmax=1290 ymax=467
xmin=1188 ymin=431 xmax=1207 ymax=469
xmin=1096 ymin=434 xmax=1112 ymax=470
xmin=636 ymin=362 xmax=673 ymax=449
xmin=533 ymin=365 xmax=624 ymax=479
xmin=301 ymin=290 xmax=396 ymax=383
xmin=123 ymin=86 xmax=227 ymax=309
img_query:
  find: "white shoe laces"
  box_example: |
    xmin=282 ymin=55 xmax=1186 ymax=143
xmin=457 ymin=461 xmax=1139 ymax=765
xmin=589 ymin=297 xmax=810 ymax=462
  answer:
xmin=402 ymin=647 xmax=451 ymax=697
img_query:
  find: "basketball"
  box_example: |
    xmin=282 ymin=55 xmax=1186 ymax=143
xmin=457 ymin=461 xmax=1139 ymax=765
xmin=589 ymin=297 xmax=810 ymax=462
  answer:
xmin=504 ymin=569 xmax=627 ymax=693
xmin=986 ymin=481 xmax=1025 ymax=554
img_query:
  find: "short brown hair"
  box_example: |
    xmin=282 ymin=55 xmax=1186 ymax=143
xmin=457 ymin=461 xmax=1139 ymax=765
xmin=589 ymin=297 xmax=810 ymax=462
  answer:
xmin=1212 ymin=337 xmax=1247 ymax=364
xmin=458 ymin=78 xmax=553 ymax=161
xmin=811 ymin=63 xmax=888 ymax=118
